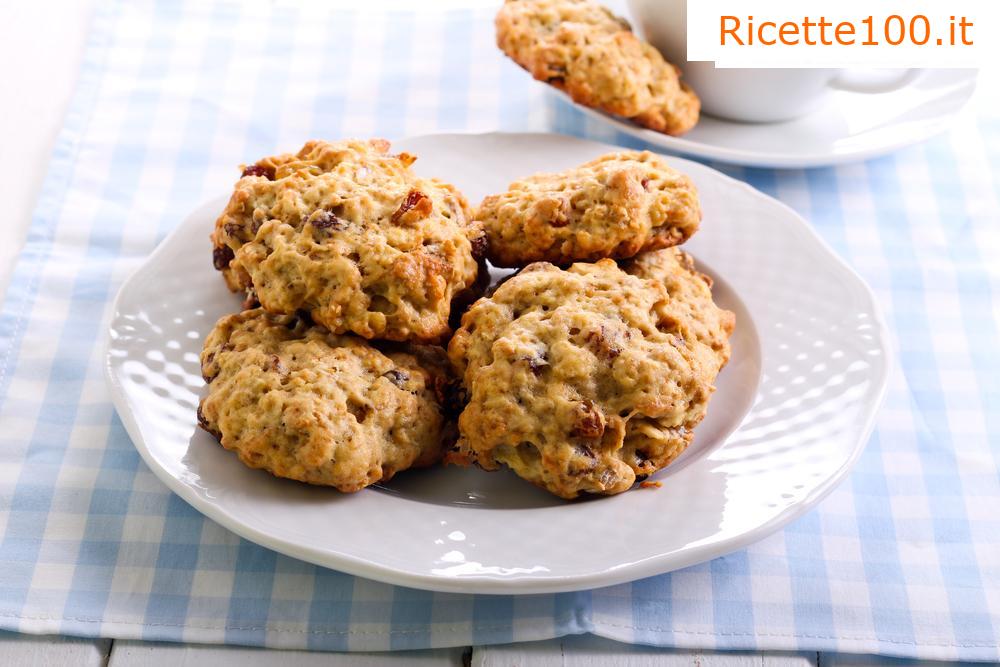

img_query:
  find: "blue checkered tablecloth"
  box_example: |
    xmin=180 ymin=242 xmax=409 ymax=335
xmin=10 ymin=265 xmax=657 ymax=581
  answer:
xmin=1 ymin=0 xmax=998 ymax=660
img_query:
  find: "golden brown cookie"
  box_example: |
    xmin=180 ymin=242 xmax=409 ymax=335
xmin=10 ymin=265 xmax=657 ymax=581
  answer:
xmin=447 ymin=259 xmax=730 ymax=499
xmin=211 ymin=139 xmax=484 ymax=343
xmin=495 ymin=0 xmax=699 ymax=135
xmin=198 ymin=309 xmax=454 ymax=492
xmin=477 ymin=150 xmax=700 ymax=267
xmin=621 ymin=247 xmax=734 ymax=371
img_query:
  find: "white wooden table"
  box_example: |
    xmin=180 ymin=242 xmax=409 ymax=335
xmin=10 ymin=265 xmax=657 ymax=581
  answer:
xmin=0 ymin=3 xmax=974 ymax=666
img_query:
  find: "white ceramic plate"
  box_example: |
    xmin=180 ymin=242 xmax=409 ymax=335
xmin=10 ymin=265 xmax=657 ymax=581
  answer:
xmin=105 ymin=132 xmax=890 ymax=594
xmin=565 ymin=69 xmax=977 ymax=168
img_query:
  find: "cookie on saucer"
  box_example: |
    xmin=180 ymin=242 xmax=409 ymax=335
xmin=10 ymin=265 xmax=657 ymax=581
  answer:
xmin=495 ymin=0 xmax=699 ymax=135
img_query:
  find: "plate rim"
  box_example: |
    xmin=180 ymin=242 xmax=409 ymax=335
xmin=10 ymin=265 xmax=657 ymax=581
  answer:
xmin=104 ymin=131 xmax=892 ymax=594
xmin=564 ymin=69 xmax=979 ymax=168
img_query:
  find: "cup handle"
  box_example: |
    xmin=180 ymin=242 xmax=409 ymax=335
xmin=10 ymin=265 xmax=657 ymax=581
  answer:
xmin=828 ymin=68 xmax=921 ymax=94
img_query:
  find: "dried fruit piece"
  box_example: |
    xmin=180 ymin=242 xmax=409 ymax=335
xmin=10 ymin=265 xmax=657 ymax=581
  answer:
xmin=381 ymin=369 xmax=410 ymax=388
xmin=241 ymin=164 xmax=275 ymax=179
xmin=392 ymin=190 xmax=432 ymax=225
xmin=470 ymin=233 xmax=488 ymax=261
xmin=571 ymin=399 xmax=605 ymax=439
xmin=213 ymin=246 xmax=234 ymax=270
xmin=311 ymin=210 xmax=345 ymax=231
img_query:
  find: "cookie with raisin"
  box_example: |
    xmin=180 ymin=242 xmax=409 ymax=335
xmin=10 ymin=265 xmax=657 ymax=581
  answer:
xmin=198 ymin=309 xmax=454 ymax=492
xmin=477 ymin=150 xmax=700 ymax=267
xmin=496 ymin=0 xmax=699 ymax=135
xmin=211 ymin=139 xmax=484 ymax=343
xmin=447 ymin=259 xmax=730 ymax=499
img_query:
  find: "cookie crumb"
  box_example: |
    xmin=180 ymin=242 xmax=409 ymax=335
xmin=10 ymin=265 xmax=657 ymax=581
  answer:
xmin=639 ymin=480 xmax=662 ymax=489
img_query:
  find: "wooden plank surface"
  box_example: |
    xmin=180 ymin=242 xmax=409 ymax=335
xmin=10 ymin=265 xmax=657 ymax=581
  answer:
xmin=0 ymin=633 xmax=110 ymax=667
xmin=473 ymin=635 xmax=818 ymax=667
xmin=108 ymin=640 xmax=467 ymax=667
xmin=819 ymin=654 xmax=975 ymax=667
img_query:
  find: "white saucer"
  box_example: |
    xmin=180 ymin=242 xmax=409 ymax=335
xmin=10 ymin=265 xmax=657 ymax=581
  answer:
xmin=105 ymin=132 xmax=890 ymax=594
xmin=569 ymin=69 xmax=977 ymax=168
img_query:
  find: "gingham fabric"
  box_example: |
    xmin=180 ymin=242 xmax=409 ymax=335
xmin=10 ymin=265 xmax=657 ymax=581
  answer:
xmin=0 ymin=0 xmax=997 ymax=660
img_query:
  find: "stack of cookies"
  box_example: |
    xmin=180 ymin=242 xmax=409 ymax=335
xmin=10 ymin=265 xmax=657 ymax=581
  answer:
xmin=199 ymin=139 xmax=480 ymax=492
xmin=198 ymin=139 xmax=733 ymax=500
xmin=448 ymin=151 xmax=733 ymax=498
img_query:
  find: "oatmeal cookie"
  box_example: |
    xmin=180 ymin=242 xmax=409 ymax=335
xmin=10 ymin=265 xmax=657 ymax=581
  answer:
xmin=211 ymin=139 xmax=484 ymax=343
xmin=495 ymin=0 xmax=699 ymax=135
xmin=477 ymin=150 xmax=700 ymax=267
xmin=447 ymin=259 xmax=727 ymax=499
xmin=622 ymin=247 xmax=734 ymax=371
xmin=198 ymin=309 xmax=454 ymax=492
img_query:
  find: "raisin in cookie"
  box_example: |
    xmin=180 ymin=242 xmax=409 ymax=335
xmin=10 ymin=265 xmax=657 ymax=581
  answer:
xmin=211 ymin=139 xmax=484 ymax=343
xmin=447 ymin=259 xmax=729 ymax=499
xmin=622 ymin=247 xmax=734 ymax=371
xmin=495 ymin=0 xmax=699 ymax=135
xmin=477 ymin=150 xmax=700 ymax=267
xmin=198 ymin=309 xmax=454 ymax=492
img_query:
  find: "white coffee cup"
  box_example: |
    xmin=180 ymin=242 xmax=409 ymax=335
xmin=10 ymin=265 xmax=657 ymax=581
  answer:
xmin=626 ymin=0 xmax=919 ymax=123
